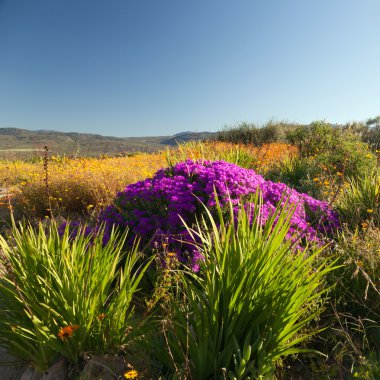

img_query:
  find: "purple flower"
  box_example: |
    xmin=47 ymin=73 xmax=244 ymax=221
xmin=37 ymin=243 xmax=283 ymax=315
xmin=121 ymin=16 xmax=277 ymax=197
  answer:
xmin=98 ymin=160 xmax=340 ymax=271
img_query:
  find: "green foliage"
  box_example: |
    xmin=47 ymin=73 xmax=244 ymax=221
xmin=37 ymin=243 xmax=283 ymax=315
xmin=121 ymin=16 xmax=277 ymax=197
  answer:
xmin=166 ymin=140 xmax=258 ymax=169
xmin=0 ymin=221 xmax=150 ymax=371
xmin=286 ymin=121 xmax=335 ymax=157
xmin=306 ymin=226 xmax=380 ymax=379
xmin=266 ymin=156 xmax=321 ymax=198
xmin=363 ymin=115 xmax=380 ymax=150
xmin=364 ymin=125 xmax=380 ymax=150
xmin=336 ymin=169 xmax=380 ymax=228
xmin=215 ymin=121 xmax=295 ymax=146
xmin=159 ymin=196 xmax=335 ymax=379
xmin=286 ymin=121 xmax=377 ymax=178
xmin=332 ymin=227 xmax=380 ymax=347
xmin=351 ymin=352 xmax=380 ymax=380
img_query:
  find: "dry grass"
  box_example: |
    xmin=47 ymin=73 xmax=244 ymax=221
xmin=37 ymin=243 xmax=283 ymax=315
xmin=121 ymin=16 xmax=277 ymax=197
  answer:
xmin=1 ymin=142 xmax=297 ymax=219
xmin=0 ymin=153 xmax=166 ymax=218
xmin=166 ymin=141 xmax=298 ymax=173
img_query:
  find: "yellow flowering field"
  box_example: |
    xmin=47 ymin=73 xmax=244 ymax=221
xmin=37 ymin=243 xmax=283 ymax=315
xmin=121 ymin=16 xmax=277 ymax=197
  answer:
xmin=0 ymin=142 xmax=297 ymax=218
xmin=0 ymin=153 xmax=166 ymax=217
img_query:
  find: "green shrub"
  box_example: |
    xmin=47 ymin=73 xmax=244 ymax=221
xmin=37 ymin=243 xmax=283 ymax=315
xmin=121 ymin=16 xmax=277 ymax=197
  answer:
xmin=0 ymin=221 xmax=150 ymax=372
xmin=351 ymin=352 xmax=380 ymax=380
xmin=286 ymin=121 xmax=377 ymax=178
xmin=308 ymin=226 xmax=380 ymax=379
xmin=265 ymin=156 xmax=321 ymax=198
xmin=286 ymin=121 xmax=336 ymax=157
xmin=363 ymin=125 xmax=380 ymax=151
xmin=336 ymin=169 xmax=380 ymax=228
xmin=158 ymin=196 xmax=336 ymax=379
xmin=215 ymin=121 xmax=296 ymax=146
xmin=363 ymin=116 xmax=380 ymax=150
xmin=333 ymin=227 xmax=380 ymax=348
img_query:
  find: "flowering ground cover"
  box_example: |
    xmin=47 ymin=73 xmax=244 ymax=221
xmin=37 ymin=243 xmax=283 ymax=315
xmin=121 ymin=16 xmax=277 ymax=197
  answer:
xmin=100 ymin=160 xmax=339 ymax=270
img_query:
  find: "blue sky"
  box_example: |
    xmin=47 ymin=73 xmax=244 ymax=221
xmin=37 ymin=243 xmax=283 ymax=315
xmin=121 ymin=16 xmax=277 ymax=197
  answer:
xmin=0 ymin=0 xmax=379 ymax=137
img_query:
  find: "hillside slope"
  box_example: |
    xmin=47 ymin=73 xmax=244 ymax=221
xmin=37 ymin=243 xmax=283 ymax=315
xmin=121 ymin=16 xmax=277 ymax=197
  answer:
xmin=0 ymin=128 xmax=215 ymax=158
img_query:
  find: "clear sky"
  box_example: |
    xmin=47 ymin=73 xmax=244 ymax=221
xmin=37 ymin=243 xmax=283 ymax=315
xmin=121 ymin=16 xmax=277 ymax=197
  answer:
xmin=0 ymin=0 xmax=379 ymax=137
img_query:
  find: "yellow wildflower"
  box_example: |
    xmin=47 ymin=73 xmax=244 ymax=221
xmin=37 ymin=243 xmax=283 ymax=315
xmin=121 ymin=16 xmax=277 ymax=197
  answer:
xmin=124 ymin=370 xmax=138 ymax=379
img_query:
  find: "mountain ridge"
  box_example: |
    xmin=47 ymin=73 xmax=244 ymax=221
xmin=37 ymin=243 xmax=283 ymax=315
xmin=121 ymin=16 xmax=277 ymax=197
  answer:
xmin=0 ymin=128 xmax=216 ymax=158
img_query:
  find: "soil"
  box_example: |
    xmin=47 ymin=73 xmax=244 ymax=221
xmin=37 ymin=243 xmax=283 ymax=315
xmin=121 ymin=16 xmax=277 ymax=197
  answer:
xmin=0 ymin=347 xmax=26 ymax=380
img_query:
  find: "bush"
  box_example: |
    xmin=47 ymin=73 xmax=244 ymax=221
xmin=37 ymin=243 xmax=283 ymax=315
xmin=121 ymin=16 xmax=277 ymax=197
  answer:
xmin=309 ymin=226 xmax=380 ymax=378
xmin=265 ymin=156 xmax=321 ymax=198
xmin=215 ymin=121 xmax=296 ymax=146
xmin=336 ymin=169 xmax=380 ymax=229
xmin=333 ymin=226 xmax=380 ymax=350
xmin=362 ymin=116 xmax=380 ymax=150
xmin=363 ymin=125 xmax=380 ymax=150
xmin=100 ymin=160 xmax=340 ymax=270
xmin=286 ymin=121 xmax=377 ymax=178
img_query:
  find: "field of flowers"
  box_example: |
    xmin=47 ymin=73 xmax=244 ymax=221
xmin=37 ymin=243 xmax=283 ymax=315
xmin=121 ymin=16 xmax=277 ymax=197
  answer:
xmin=0 ymin=152 xmax=167 ymax=218
xmin=0 ymin=126 xmax=379 ymax=379
xmin=0 ymin=142 xmax=296 ymax=219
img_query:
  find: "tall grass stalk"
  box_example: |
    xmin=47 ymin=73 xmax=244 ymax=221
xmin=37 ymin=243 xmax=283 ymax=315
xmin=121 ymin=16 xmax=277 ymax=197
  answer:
xmin=161 ymin=195 xmax=336 ymax=379
xmin=336 ymin=169 xmax=380 ymax=228
xmin=0 ymin=221 xmax=150 ymax=371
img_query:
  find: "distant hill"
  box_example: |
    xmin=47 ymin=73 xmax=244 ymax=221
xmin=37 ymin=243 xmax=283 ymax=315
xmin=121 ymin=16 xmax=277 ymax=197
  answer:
xmin=161 ymin=131 xmax=215 ymax=146
xmin=0 ymin=128 xmax=216 ymax=159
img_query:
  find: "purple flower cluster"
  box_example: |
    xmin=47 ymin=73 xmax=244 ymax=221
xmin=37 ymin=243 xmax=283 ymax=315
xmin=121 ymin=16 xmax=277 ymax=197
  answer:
xmin=99 ymin=160 xmax=339 ymax=269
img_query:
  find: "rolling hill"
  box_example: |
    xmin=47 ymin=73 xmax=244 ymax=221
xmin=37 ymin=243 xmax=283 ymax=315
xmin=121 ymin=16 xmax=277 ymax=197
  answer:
xmin=0 ymin=128 xmax=215 ymax=159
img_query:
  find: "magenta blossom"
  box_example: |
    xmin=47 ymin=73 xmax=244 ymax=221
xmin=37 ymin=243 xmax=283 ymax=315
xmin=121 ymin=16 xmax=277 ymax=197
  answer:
xmin=99 ymin=160 xmax=340 ymax=270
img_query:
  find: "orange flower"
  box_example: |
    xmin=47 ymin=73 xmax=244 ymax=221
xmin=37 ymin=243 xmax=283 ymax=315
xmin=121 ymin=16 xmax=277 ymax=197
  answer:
xmin=98 ymin=313 xmax=107 ymax=321
xmin=58 ymin=325 xmax=79 ymax=340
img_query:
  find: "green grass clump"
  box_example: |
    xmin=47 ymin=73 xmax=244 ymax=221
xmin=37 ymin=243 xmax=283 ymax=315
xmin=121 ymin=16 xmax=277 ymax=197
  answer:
xmin=336 ymin=169 xmax=380 ymax=229
xmin=156 ymin=196 xmax=336 ymax=379
xmin=0 ymin=221 xmax=150 ymax=373
xmin=265 ymin=155 xmax=321 ymax=198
